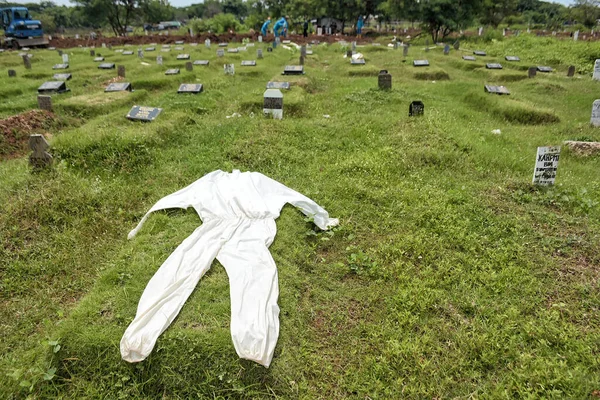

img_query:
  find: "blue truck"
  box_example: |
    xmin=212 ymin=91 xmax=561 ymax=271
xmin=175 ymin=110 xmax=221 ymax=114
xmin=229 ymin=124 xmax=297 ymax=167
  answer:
xmin=1 ymin=7 xmax=49 ymax=48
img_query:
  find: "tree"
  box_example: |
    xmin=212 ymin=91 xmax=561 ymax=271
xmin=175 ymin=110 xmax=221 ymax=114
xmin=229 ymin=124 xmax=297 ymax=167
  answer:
xmin=572 ymin=0 xmax=600 ymax=28
xmin=141 ymin=0 xmax=174 ymax=23
xmin=72 ymin=0 xmax=140 ymax=36
xmin=480 ymin=0 xmax=518 ymax=28
xmin=421 ymin=0 xmax=482 ymax=42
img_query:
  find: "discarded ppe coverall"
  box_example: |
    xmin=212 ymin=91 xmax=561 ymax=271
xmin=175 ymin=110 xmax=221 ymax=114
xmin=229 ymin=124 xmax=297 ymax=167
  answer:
xmin=261 ymin=19 xmax=271 ymax=36
xmin=120 ymin=170 xmax=339 ymax=367
xmin=273 ymin=18 xmax=287 ymax=37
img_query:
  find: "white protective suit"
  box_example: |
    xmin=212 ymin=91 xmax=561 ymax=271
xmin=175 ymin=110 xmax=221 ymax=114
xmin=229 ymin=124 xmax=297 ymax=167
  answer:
xmin=120 ymin=170 xmax=338 ymax=367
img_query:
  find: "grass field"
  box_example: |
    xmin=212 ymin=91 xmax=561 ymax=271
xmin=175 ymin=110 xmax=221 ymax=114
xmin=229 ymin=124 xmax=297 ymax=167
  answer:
xmin=1 ymin=35 xmax=600 ymax=399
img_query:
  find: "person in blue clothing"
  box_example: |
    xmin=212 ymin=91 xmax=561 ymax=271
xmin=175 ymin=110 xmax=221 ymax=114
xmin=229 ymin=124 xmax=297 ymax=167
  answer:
xmin=273 ymin=17 xmax=288 ymax=38
xmin=261 ymin=17 xmax=271 ymax=37
xmin=356 ymin=15 xmax=364 ymax=38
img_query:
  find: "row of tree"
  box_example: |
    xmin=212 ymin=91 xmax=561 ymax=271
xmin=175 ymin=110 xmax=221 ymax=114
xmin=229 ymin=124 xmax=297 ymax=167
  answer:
xmin=2 ymin=0 xmax=600 ymax=40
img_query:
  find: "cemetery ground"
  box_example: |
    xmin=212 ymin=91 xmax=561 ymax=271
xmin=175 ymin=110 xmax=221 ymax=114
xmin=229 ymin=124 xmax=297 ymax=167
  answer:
xmin=1 ymin=35 xmax=600 ymax=399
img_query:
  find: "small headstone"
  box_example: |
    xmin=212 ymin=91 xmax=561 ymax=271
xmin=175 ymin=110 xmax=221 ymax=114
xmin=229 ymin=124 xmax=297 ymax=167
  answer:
xmin=484 ymin=85 xmax=510 ymax=95
xmin=175 ymin=46 xmax=184 ymax=51
xmin=37 ymin=95 xmax=52 ymax=111
xmin=593 ymin=60 xmax=600 ymax=80
xmin=165 ymin=69 xmax=180 ymax=75
xmin=58 ymin=49 xmax=63 ymax=56
xmin=193 ymin=60 xmax=209 ymax=66
xmin=486 ymin=63 xmax=503 ymax=69
xmin=53 ymin=73 xmax=72 ymax=81
xmin=505 ymin=56 xmax=520 ymax=61
xmin=157 ymin=56 xmax=163 ymax=65
xmin=108 ymin=44 xmax=113 ymax=50
xmin=413 ymin=60 xmax=429 ymax=67
xmin=378 ymin=70 xmax=392 ymax=90
xmin=282 ymin=39 xmax=291 ymax=44
xmin=403 ymin=45 xmax=408 ymax=57
xmin=162 ymin=44 xmax=170 ymax=48
xmin=409 ymin=101 xmax=424 ymax=117
xmin=574 ymin=30 xmax=579 ymax=41
xmin=474 ymin=50 xmax=486 ymax=56
xmin=266 ymin=81 xmax=290 ymax=90
xmin=443 ymin=44 xmax=450 ymax=55
xmin=145 ymin=47 xmax=155 ymax=51
xmin=185 ymin=62 xmax=193 ymax=71
xmin=118 ymin=65 xmax=126 ymax=77
xmin=126 ymin=105 xmax=162 ymax=122
xmin=205 ymin=39 xmax=211 ymax=48
xmin=123 ymin=51 xmax=133 ymax=55
xmin=227 ymin=48 xmax=239 ymax=53
xmin=105 ymin=82 xmax=132 ymax=92
xmin=191 ymin=42 xmax=198 ymax=46
xmin=283 ymin=65 xmax=304 ymax=75
xmin=23 ymin=55 xmax=31 ymax=69
xmin=528 ymin=67 xmax=537 ymax=78
xmin=98 ymin=63 xmax=116 ymax=69
xmin=138 ymin=49 xmax=144 ymax=58
xmin=177 ymin=83 xmax=203 ymax=94
xmin=478 ymin=27 xmax=483 ymax=36
xmin=241 ymin=60 xmax=256 ymax=66
xmin=218 ymin=43 xmax=228 ymax=47
xmin=537 ymin=66 xmax=553 ymax=73
xmin=94 ymin=57 xmax=105 ymax=62
xmin=567 ymin=65 xmax=575 ymax=77
xmin=591 ymin=99 xmax=600 ymax=126
xmin=224 ymin=64 xmax=235 ymax=75
xmin=175 ymin=40 xmax=184 ymax=45
xmin=453 ymin=40 xmax=460 ymax=50
xmin=263 ymin=89 xmax=283 ymax=120
xmin=53 ymin=64 xmax=69 ymax=70
xmin=346 ymin=49 xmax=352 ymax=58
xmin=47 ymin=47 xmax=55 ymax=50
xmin=462 ymin=56 xmax=476 ymax=61
xmin=267 ymin=47 xmax=273 ymax=53
xmin=299 ymin=55 xmax=305 ymax=65
xmin=306 ymin=50 xmax=313 ymax=55
xmin=257 ymin=49 xmax=263 ymax=59
xmin=217 ymin=49 xmax=225 ymax=57
xmin=29 ymin=135 xmax=53 ymax=169
xmin=90 ymin=49 xmax=95 ymax=56
xmin=38 ymin=81 xmax=69 ymax=94
xmin=301 ymin=45 xmax=307 ymax=57
xmin=102 ymin=43 xmax=106 ymax=48
xmin=532 ymin=146 xmax=560 ymax=185
xmin=75 ymin=34 xmax=80 ymax=39
xmin=8 ymin=70 xmax=16 ymax=77
xmin=258 ymin=36 xmax=262 ymax=43
xmin=177 ymin=54 xmax=191 ymax=60
xmin=351 ymin=58 xmax=365 ymax=65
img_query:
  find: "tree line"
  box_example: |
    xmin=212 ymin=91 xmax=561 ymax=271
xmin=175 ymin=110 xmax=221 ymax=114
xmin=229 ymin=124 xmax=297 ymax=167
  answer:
xmin=1 ymin=0 xmax=599 ymax=40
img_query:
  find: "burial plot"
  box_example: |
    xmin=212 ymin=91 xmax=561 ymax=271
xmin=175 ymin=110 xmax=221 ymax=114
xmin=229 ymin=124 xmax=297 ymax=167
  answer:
xmin=224 ymin=64 xmax=235 ymax=75
xmin=37 ymin=95 xmax=52 ymax=111
xmin=105 ymin=82 xmax=132 ymax=92
xmin=38 ymin=81 xmax=69 ymax=94
xmin=590 ymin=99 xmax=600 ymax=127
xmin=241 ymin=60 xmax=256 ymax=66
xmin=122 ymin=51 xmax=134 ymax=55
xmin=53 ymin=73 xmax=72 ymax=80
xmin=532 ymin=146 xmax=560 ymax=185
xmin=593 ymin=60 xmax=600 ymax=80
xmin=8 ymin=70 xmax=16 ymax=77
xmin=378 ymin=70 xmax=392 ymax=90
xmin=53 ymin=63 xmax=69 ymax=69
xmin=267 ymin=82 xmax=290 ymax=90
xmin=567 ymin=66 xmax=575 ymax=77
xmin=145 ymin=47 xmax=155 ymax=51
xmin=484 ymin=85 xmax=510 ymax=95
xmin=413 ymin=60 xmax=429 ymax=67
xmin=98 ymin=63 xmax=116 ymax=69
xmin=94 ymin=57 xmax=105 ymax=62
xmin=193 ymin=60 xmax=209 ymax=66
xmin=409 ymin=101 xmax=424 ymax=116
xmin=29 ymin=134 xmax=52 ymax=170
xmin=165 ymin=69 xmax=180 ymax=75
xmin=474 ymin=50 xmax=486 ymax=56
xmin=126 ymin=106 xmax=162 ymax=122
xmin=177 ymin=84 xmax=203 ymax=94
xmin=263 ymin=89 xmax=283 ymax=120
xmin=528 ymin=67 xmax=537 ymax=78
xmin=537 ymin=66 xmax=553 ymax=73
xmin=463 ymin=56 xmax=476 ymax=61
xmin=177 ymin=54 xmax=191 ymax=60
xmin=185 ymin=62 xmax=193 ymax=71
xmin=351 ymin=58 xmax=365 ymax=65
xmin=217 ymin=49 xmax=225 ymax=57
xmin=486 ymin=63 xmax=503 ymax=69
xmin=505 ymin=56 xmax=520 ymax=61
xmin=283 ymin=65 xmax=304 ymax=75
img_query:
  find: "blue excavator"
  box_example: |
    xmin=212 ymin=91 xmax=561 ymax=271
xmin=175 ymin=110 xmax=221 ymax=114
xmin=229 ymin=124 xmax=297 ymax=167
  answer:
xmin=1 ymin=7 xmax=49 ymax=49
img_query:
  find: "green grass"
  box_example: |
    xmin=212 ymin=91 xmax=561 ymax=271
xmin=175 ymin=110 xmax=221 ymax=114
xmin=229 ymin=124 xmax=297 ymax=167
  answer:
xmin=1 ymin=36 xmax=600 ymax=399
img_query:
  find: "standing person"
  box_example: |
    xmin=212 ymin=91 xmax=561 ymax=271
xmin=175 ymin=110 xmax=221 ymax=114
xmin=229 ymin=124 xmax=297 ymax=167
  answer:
xmin=303 ymin=20 xmax=309 ymax=38
xmin=356 ymin=15 xmax=364 ymax=38
xmin=261 ymin=17 xmax=272 ymax=37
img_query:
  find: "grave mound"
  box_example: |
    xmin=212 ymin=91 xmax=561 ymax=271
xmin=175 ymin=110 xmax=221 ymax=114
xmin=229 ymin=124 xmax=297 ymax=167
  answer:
xmin=564 ymin=141 xmax=600 ymax=156
xmin=0 ymin=110 xmax=55 ymax=159
xmin=414 ymin=70 xmax=450 ymax=80
xmin=464 ymin=92 xmax=560 ymax=125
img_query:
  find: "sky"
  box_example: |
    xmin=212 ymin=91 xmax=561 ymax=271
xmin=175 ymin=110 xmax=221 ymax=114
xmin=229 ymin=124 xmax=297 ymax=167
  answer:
xmin=11 ymin=0 xmax=577 ymax=9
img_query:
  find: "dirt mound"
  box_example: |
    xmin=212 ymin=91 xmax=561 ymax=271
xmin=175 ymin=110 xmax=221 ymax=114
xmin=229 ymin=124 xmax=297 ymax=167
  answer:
xmin=0 ymin=110 xmax=54 ymax=159
xmin=565 ymin=141 xmax=600 ymax=156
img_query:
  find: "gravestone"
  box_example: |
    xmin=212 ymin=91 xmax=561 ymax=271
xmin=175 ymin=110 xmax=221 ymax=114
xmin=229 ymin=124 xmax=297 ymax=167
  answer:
xmin=227 ymin=48 xmax=239 ymax=53
xmin=90 ymin=49 xmax=95 ymax=56
xmin=157 ymin=56 xmax=163 ymax=65
xmin=98 ymin=63 xmax=116 ymax=69
xmin=37 ymin=95 xmax=52 ymax=111
xmin=161 ymin=48 xmax=170 ymax=53
xmin=108 ymin=44 xmax=112 ymax=50
xmin=300 ymin=55 xmax=304 ymax=65
xmin=138 ymin=49 xmax=144 ymax=58
xmin=505 ymin=56 xmax=520 ymax=61
xmin=162 ymin=44 xmax=170 ymax=48
xmin=378 ymin=70 xmax=392 ymax=90
xmin=537 ymin=66 xmax=552 ymax=73
xmin=62 ymin=54 xmax=69 ymax=63
xmin=8 ymin=70 xmax=16 ymax=77
xmin=205 ymin=39 xmax=211 ymax=48
xmin=38 ymin=81 xmax=69 ymax=94
xmin=567 ymin=65 xmax=575 ymax=77
xmin=444 ymin=44 xmax=450 ymax=55
xmin=574 ymin=30 xmax=579 ymax=41
xmin=105 ymin=82 xmax=132 ymax=92
xmin=241 ymin=60 xmax=256 ymax=66
xmin=283 ymin=65 xmax=304 ymax=75
xmin=257 ymin=49 xmax=263 ymax=59
xmin=224 ymin=64 xmax=235 ymax=75
xmin=217 ymin=49 xmax=225 ymax=57
xmin=532 ymin=146 xmax=560 ymax=185
xmin=177 ymin=83 xmax=203 ymax=94
xmin=177 ymin=54 xmax=191 ymax=60
xmin=145 ymin=47 xmax=155 ymax=51
xmin=486 ymin=63 xmax=503 ymax=69
xmin=267 ymin=81 xmax=290 ymax=90
xmin=126 ymin=105 xmax=162 ymax=121
xmin=403 ymin=45 xmax=408 ymax=57
xmin=267 ymin=47 xmax=273 ymax=53
xmin=102 ymin=43 xmax=106 ymax=48
xmin=463 ymin=56 xmax=476 ymax=61
xmin=23 ymin=55 xmax=31 ymax=69
xmin=175 ymin=40 xmax=184 ymax=44
xmin=118 ymin=65 xmax=126 ymax=77
xmin=190 ymin=42 xmax=198 ymax=46
xmin=413 ymin=60 xmax=429 ymax=67
xmin=591 ymin=99 xmax=600 ymax=126
xmin=258 ymin=35 xmax=262 ymax=43
xmin=484 ymin=85 xmax=510 ymax=95
xmin=352 ymin=41 xmax=356 ymax=51
xmin=193 ymin=60 xmax=209 ymax=66
xmin=94 ymin=57 xmax=104 ymax=62
xmin=453 ymin=40 xmax=460 ymax=50
xmin=53 ymin=64 xmax=69 ymax=69
xmin=301 ymin=46 xmax=307 ymax=57
xmin=218 ymin=42 xmax=228 ymax=47
xmin=58 ymin=49 xmax=63 ymax=56
xmin=53 ymin=73 xmax=72 ymax=80
xmin=165 ymin=69 xmax=180 ymax=75
xmin=29 ymin=134 xmax=52 ymax=169
xmin=351 ymin=58 xmax=365 ymax=65
xmin=473 ymin=50 xmax=486 ymax=56
xmin=346 ymin=50 xmax=352 ymax=58
xmin=123 ymin=51 xmax=133 ymax=55
xmin=528 ymin=67 xmax=537 ymax=78
xmin=185 ymin=62 xmax=193 ymax=71
xmin=306 ymin=50 xmax=313 ymax=55
xmin=409 ymin=101 xmax=424 ymax=117
xmin=263 ymin=89 xmax=283 ymax=120
xmin=175 ymin=46 xmax=184 ymax=51
xmin=593 ymin=60 xmax=600 ymax=80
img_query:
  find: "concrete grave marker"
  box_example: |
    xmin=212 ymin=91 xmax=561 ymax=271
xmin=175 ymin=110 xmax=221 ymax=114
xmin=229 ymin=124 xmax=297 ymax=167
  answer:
xmin=217 ymin=49 xmax=225 ymax=57
xmin=218 ymin=43 xmax=228 ymax=47
xmin=177 ymin=54 xmax=191 ymax=60
xmin=126 ymin=106 xmax=162 ymax=121
xmin=37 ymin=95 xmax=52 ymax=111
xmin=267 ymin=47 xmax=273 ymax=53
xmin=346 ymin=50 xmax=352 ymax=58
xmin=94 ymin=57 xmax=105 ymax=62
xmin=378 ymin=70 xmax=392 ymax=90
xmin=162 ymin=44 xmax=170 ymax=48
xmin=574 ymin=30 xmax=579 ymax=41
xmin=161 ymin=48 xmax=170 ymax=53
xmin=23 ymin=55 xmax=31 ymax=69
xmin=263 ymin=89 xmax=283 ymax=120
xmin=409 ymin=101 xmax=424 ymax=116
xmin=185 ymin=62 xmax=193 ymax=71
xmin=403 ymin=45 xmax=409 ymax=57
xmin=175 ymin=40 xmax=184 ymax=45
xmin=193 ymin=60 xmax=209 ymax=66
xmin=8 ymin=69 xmax=17 ymax=77
xmin=532 ymin=146 xmax=560 ymax=185
xmin=473 ymin=50 xmax=486 ymax=56
xmin=528 ymin=67 xmax=537 ymax=78
xmin=413 ymin=60 xmax=429 ymax=67
xmin=38 ymin=81 xmax=69 ymax=94
xmin=53 ymin=73 xmax=72 ymax=80
xmin=567 ymin=65 xmax=575 ymax=77
xmin=486 ymin=63 xmax=503 ymax=69
xmin=453 ymin=40 xmax=460 ymax=50
xmin=90 ymin=49 xmax=95 ymax=56
xmin=102 ymin=43 xmax=106 ymax=48
xmin=593 ymin=60 xmax=600 ymax=80
xmin=306 ymin=50 xmax=313 ymax=55
xmin=258 ymin=36 xmax=262 ymax=43
xmin=484 ymin=85 xmax=510 ymax=95
xmin=444 ymin=44 xmax=450 ymax=55
xmin=175 ymin=46 xmax=184 ymax=51
xmin=351 ymin=58 xmax=365 ymax=65
xmin=58 ymin=49 xmax=63 ymax=56
xmin=138 ymin=49 xmax=144 ymax=58
xmin=267 ymin=82 xmax=290 ymax=90
xmin=177 ymin=84 xmax=203 ymax=94
xmin=283 ymin=65 xmax=304 ymax=75
xmin=29 ymin=134 xmax=53 ymax=169
xmin=145 ymin=47 xmax=155 ymax=51
xmin=537 ymin=66 xmax=553 ymax=73
xmin=227 ymin=48 xmax=239 ymax=53
xmin=165 ymin=69 xmax=180 ymax=75
xmin=301 ymin=45 xmax=307 ymax=57
xmin=463 ymin=56 xmax=476 ymax=61
xmin=98 ymin=63 xmax=116 ymax=69
xmin=257 ymin=49 xmax=263 ymax=59
xmin=205 ymin=39 xmax=211 ymax=48
xmin=105 ymin=82 xmax=132 ymax=92
xmin=157 ymin=56 xmax=163 ymax=65
xmin=118 ymin=65 xmax=126 ymax=77
xmin=505 ymin=56 xmax=520 ymax=61
xmin=224 ymin=64 xmax=235 ymax=75
xmin=123 ymin=51 xmax=134 ymax=55
xmin=590 ymin=99 xmax=600 ymax=126
xmin=300 ymin=55 xmax=304 ymax=65
xmin=241 ymin=60 xmax=256 ymax=66
xmin=53 ymin=63 xmax=69 ymax=69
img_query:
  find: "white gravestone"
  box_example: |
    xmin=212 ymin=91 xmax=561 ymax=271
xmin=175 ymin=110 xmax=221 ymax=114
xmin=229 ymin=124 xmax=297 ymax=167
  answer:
xmin=593 ymin=60 xmax=600 ymax=81
xmin=574 ymin=30 xmax=579 ymax=41
xmin=263 ymin=89 xmax=283 ymax=120
xmin=224 ymin=64 xmax=235 ymax=75
xmin=591 ymin=100 xmax=600 ymax=126
xmin=62 ymin=54 xmax=69 ymax=63
xmin=532 ymin=146 xmax=560 ymax=186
